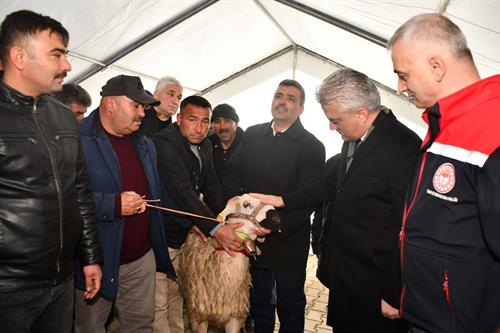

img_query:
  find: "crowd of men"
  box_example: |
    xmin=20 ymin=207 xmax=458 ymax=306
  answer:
xmin=0 ymin=8 xmax=498 ymax=333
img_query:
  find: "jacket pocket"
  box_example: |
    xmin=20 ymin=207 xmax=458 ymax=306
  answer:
xmin=442 ymin=269 xmax=456 ymax=326
xmin=0 ymin=136 xmax=38 ymax=153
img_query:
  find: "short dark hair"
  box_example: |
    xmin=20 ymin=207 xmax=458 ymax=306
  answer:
xmin=278 ymin=79 xmax=306 ymax=106
xmin=0 ymin=10 xmax=69 ymax=65
xmin=53 ymin=83 xmax=92 ymax=107
xmin=180 ymin=95 xmax=212 ymax=114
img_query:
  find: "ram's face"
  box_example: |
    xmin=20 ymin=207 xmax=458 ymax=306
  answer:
xmin=219 ymin=194 xmax=277 ymax=241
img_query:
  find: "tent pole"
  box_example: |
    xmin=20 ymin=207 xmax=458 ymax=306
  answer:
xmin=436 ymin=0 xmax=451 ymax=14
xmin=71 ymin=0 xmax=219 ymax=84
xmin=275 ymin=0 xmax=386 ymax=47
xmin=254 ymin=0 xmax=296 ymax=46
xmin=292 ymin=46 xmax=298 ymax=80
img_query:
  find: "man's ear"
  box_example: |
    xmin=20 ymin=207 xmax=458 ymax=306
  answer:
xmin=9 ymin=46 xmax=28 ymax=71
xmin=103 ymin=96 xmax=116 ymax=113
xmin=356 ymin=107 xmax=369 ymax=122
xmin=428 ymin=56 xmax=446 ymax=82
xmin=296 ymin=104 xmax=304 ymax=116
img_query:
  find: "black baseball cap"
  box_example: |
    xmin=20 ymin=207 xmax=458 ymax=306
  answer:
xmin=100 ymin=75 xmax=160 ymax=106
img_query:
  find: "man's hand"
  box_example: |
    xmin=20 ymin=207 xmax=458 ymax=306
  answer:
xmin=214 ymin=223 xmax=245 ymax=255
xmin=83 ymin=264 xmax=102 ymax=299
xmin=121 ymin=191 xmax=145 ymax=216
xmin=250 ymin=193 xmax=285 ymax=208
xmin=255 ymin=226 xmax=272 ymax=237
xmin=381 ymin=298 xmax=400 ymax=319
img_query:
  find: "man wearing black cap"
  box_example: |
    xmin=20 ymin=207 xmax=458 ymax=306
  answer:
xmin=74 ymin=74 xmax=181 ymax=333
xmin=208 ymin=103 xmax=244 ymax=179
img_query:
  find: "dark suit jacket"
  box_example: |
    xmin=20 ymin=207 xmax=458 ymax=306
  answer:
xmin=284 ymin=109 xmax=421 ymax=332
xmin=223 ymin=118 xmax=325 ymax=271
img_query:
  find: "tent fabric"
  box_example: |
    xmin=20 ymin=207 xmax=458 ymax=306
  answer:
xmin=1 ymin=0 xmax=499 ymax=156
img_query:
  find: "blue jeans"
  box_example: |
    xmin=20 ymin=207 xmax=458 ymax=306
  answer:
xmin=0 ymin=277 xmax=74 ymax=333
xmin=250 ymin=267 xmax=306 ymax=333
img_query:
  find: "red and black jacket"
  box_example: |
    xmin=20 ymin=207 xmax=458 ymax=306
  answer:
xmin=400 ymin=75 xmax=500 ymax=333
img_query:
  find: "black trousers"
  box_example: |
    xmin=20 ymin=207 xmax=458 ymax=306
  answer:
xmin=249 ymin=267 xmax=306 ymax=333
xmin=0 ymin=277 xmax=74 ymax=333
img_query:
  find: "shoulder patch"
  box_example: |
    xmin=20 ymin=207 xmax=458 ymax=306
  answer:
xmin=432 ymin=163 xmax=456 ymax=194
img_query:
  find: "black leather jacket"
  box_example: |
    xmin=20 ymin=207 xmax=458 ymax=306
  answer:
xmin=0 ymin=80 xmax=102 ymax=291
xmin=153 ymin=123 xmax=225 ymax=248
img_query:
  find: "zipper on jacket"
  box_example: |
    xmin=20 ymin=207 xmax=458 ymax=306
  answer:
xmin=443 ymin=269 xmax=455 ymax=325
xmin=399 ymin=151 xmax=428 ymax=316
xmin=32 ymin=101 xmax=64 ymax=280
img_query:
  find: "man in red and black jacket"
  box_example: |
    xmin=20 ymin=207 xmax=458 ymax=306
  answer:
xmin=389 ymin=14 xmax=500 ymax=333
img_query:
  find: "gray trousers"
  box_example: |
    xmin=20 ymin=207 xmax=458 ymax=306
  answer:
xmin=74 ymin=249 xmax=156 ymax=333
xmin=153 ymin=247 xmax=184 ymax=333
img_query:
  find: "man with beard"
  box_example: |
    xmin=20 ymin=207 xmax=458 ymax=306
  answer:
xmin=140 ymin=76 xmax=182 ymax=137
xmin=223 ymin=80 xmax=325 ymax=333
xmin=74 ymin=75 xmax=178 ymax=333
xmin=0 ymin=10 xmax=102 ymax=332
xmin=252 ymin=69 xmax=421 ymax=333
xmin=208 ymin=103 xmax=244 ymax=179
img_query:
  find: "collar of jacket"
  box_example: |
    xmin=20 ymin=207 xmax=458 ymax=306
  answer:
xmin=422 ymin=74 xmax=500 ymax=128
xmin=0 ymin=77 xmax=45 ymax=109
xmin=261 ymin=117 xmax=305 ymax=140
xmin=80 ymin=107 xmax=148 ymax=147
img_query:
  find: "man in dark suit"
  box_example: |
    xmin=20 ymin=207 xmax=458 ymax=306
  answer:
xmin=254 ymin=68 xmax=421 ymax=333
xmin=223 ymin=79 xmax=325 ymax=333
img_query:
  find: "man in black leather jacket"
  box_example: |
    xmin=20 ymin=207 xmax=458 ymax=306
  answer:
xmin=153 ymin=96 xmax=250 ymax=332
xmin=0 ymin=10 xmax=102 ymax=333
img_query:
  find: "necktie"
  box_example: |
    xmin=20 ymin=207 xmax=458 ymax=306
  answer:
xmin=346 ymin=140 xmax=361 ymax=172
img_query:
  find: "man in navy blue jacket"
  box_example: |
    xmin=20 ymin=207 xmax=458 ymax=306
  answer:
xmin=388 ymin=14 xmax=500 ymax=333
xmin=74 ymin=75 xmax=180 ymax=333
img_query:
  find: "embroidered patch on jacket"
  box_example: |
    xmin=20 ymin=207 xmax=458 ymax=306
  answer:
xmin=432 ymin=163 xmax=456 ymax=194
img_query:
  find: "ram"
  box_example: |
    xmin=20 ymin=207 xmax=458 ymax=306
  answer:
xmin=177 ymin=194 xmax=280 ymax=333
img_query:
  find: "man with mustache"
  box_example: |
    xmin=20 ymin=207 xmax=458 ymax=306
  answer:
xmin=74 ymin=75 xmax=180 ymax=333
xmin=252 ymin=70 xmax=421 ymax=333
xmin=223 ymin=80 xmax=325 ymax=333
xmin=140 ymin=76 xmax=183 ymax=138
xmin=208 ymin=103 xmax=244 ymax=179
xmin=0 ymin=10 xmax=102 ymax=332
xmin=388 ymin=14 xmax=500 ymax=333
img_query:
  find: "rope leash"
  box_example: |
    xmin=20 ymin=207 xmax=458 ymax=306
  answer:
xmin=144 ymin=201 xmax=223 ymax=224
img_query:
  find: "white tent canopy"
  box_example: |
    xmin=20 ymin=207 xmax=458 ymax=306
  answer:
xmin=2 ymin=0 xmax=499 ymax=157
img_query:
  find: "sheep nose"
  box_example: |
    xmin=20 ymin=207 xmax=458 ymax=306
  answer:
xmin=260 ymin=210 xmax=281 ymax=232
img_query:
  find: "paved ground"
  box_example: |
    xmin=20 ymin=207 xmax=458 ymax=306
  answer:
xmin=302 ymin=255 xmax=331 ymax=333
xmin=108 ymin=254 xmax=331 ymax=332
